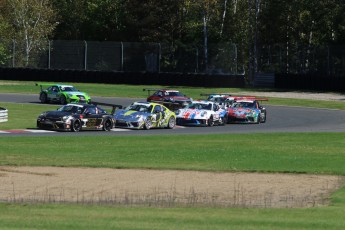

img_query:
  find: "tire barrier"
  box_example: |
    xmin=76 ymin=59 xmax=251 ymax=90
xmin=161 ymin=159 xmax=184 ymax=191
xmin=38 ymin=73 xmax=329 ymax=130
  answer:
xmin=0 ymin=67 xmax=245 ymax=88
xmin=0 ymin=107 xmax=8 ymax=123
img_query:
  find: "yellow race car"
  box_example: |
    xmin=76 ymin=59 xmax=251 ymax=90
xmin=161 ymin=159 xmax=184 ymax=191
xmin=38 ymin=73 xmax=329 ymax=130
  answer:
xmin=114 ymin=102 xmax=176 ymax=130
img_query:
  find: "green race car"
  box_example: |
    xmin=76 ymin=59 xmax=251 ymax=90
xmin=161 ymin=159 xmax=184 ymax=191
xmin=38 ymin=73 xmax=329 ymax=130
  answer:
xmin=36 ymin=83 xmax=91 ymax=105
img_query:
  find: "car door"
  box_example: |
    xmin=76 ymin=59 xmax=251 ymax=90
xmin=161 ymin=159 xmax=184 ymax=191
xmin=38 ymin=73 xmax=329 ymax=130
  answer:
xmin=46 ymin=86 xmax=60 ymax=101
xmin=83 ymin=107 xmax=103 ymax=128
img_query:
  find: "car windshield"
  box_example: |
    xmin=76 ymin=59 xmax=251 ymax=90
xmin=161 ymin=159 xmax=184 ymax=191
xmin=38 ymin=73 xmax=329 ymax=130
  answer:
xmin=126 ymin=104 xmax=152 ymax=113
xmin=58 ymin=105 xmax=83 ymax=114
xmin=232 ymin=102 xmax=255 ymax=108
xmin=187 ymin=103 xmax=212 ymax=110
xmin=165 ymin=91 xmax=184 ymax=97
xmin=60 ymin=86 xmax=78 ymax=92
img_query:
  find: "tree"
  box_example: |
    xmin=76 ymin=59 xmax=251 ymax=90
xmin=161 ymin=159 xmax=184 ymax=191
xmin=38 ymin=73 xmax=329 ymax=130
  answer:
xmin=5 ymin=0 xmax=57 ymax=66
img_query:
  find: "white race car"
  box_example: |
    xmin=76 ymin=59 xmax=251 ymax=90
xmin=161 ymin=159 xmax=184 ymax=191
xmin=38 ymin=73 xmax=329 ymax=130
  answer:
xmin=175 ymin=100 xmax=228 ymax=126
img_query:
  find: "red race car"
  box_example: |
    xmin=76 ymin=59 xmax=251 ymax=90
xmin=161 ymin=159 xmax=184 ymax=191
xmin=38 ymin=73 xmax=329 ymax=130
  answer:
xmin=144 ymin=88 xmax=192 ymax=109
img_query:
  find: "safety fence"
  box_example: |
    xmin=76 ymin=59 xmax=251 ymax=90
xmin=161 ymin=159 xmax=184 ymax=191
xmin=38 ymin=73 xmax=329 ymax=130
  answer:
xmin=0 ymin=40 xmax=240 ymax=75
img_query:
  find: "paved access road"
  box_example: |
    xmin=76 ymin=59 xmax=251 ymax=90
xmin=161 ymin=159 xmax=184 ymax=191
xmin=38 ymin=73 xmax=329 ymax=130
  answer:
xmin=1 ymin=93 xmax=345 ymax=136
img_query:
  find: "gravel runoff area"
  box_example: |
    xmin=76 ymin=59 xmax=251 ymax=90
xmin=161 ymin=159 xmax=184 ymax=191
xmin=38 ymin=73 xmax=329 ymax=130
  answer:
xmin=1 ymin=90 xmax=345 ymax=208
xmin=239 ymin=91 xmax=345 ymax=101
xmin=0 ymin=166 xmax=344 ymax=208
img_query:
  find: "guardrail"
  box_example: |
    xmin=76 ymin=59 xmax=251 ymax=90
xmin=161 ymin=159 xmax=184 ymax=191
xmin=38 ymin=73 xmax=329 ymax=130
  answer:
xmin=0 ymin=107 xmax=8 ymax=123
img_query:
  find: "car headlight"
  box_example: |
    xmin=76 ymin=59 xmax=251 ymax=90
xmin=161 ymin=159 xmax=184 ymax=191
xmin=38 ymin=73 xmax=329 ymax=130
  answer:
xmin=135 ymin=114 xmax=142 ymax=119
xmin=62 ymin=115 xmax=70 ymax=121
xmin=39 ymin=112 xmax=47 ymax=117
xmin=175 ymin=110 xmax=180 ymax=115
xmin=68 ymin=93 xmax=73 ymax=97
xmin=201 ymin=111 xmax=206 ymax=117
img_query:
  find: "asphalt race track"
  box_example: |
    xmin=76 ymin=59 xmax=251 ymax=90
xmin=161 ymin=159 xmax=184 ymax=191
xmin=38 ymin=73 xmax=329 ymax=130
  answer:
xmin=1 ymin=93 xmax=345 ymax=136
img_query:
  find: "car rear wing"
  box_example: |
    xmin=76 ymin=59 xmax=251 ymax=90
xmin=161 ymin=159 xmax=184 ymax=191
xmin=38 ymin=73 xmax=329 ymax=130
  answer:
xmin=143 ymin=88 xmax=167 ymax=96
xmin=200 ymin=93 xmax=232 ymax=96
xmin=92 ymin=102 xmax=123 ymax=115
xmin=35 ymin=83 xmax=55 ymax=91
xmin=200 ymin=93 xmax=258 ymax=101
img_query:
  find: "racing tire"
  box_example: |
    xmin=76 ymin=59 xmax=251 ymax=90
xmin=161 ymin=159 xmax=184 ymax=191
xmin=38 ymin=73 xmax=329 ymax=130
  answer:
xmin=60 ymin=96 xmax=67 ymax=105
xmin=71 ymin=119 xmax=81 ymax=132
xmin=208 ymin=116 xmax=214 ymax=127
xmin=220 ymin=115 xmax=228 ymax=126
xmin=144 ymin=118 xmax=152 ymax=130
xmin=261 ymin=112 xmax=267 ymax=123
xmin=102 ymin=118 xmax=113 ymax=131
xmin=39 ymin=93 xmax=48 ymax=103
xmin=166 ymin=116 xmax=176 ymax=129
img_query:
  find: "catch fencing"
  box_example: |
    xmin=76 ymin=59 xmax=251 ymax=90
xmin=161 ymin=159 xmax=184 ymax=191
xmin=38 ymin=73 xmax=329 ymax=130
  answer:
xmin=0 ymin=40 xmax=240 ymax=75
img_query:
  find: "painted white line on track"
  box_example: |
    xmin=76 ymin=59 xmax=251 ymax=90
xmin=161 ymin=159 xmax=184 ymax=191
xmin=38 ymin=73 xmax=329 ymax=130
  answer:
xmin=26 ymin=129 xmax=56 ymax=133
xmin=110 ymin=128 xmax=132 ymax=131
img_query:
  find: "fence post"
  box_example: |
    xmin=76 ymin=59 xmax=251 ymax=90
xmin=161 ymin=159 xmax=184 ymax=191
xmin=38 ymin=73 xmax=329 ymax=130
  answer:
xmin=121 ymin=42 xmax=124 ymax=71
xmin=48 ymin=40 xmax=51 ymax=69
xmin=158 ymin=43 xmax=161 ymax=73
xmin=195 ymin=47 xmax=199 ymax=73
xmin=12 ymin=39 xmax=15 ymax=67
xmin=84 ymin=40 xmax=87 ymax=70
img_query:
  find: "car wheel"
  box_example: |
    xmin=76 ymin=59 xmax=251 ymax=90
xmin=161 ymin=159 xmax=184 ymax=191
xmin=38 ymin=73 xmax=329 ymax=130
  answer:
xmin=60 ymin=96 xmax=67 ymax=105
xmin=221 ymin=115 xmax=228 ymax=126
xmin=166 ymin=116 xmax=176 ymax=129
xmin=144 ymin=118 xmax=152 ymax=130
xmin=71 ymin=119 xmax=81 ymax=132
xmin=103 ymin=118 xmax=113 ymax=131
xmin=261 ymin=111 xmax=267 ymax=123
xmin=40 ymin=93 xmax=48 ymax=103
xmin=208 ymin=116 xmax=214 ymax=127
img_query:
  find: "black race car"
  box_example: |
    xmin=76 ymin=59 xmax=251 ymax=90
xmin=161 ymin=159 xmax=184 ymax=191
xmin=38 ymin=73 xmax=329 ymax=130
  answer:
xmin=37 ymin=103 xmax=121 ymax=132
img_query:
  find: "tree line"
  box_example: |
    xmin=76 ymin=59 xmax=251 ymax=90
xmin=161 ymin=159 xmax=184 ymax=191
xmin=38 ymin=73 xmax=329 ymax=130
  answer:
xmin=0 ymin=0 xmax=344 ymax=77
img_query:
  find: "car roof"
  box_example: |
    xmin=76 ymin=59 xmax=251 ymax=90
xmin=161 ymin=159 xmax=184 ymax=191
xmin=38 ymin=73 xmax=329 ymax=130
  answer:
xmin=66 ymin=103 xmax=94 ymax=108
xmin=132 ymin=101 xmax=161 ymax=106
xmin=54 ymin=84 xmax=74 ymax=88
xmin=235 ymin=100 xmax=256 ymax=103
xmin=192 ymin=100 xmax=214 ymax=104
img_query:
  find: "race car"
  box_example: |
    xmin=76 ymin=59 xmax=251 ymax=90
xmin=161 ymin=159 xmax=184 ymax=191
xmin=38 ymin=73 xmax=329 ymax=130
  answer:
xmin=201 ymin=93 xmax=256 ymax=109
xmin=227 ymin=99 xmax=267 ymax=124
xmin=175 ymin=100 xmax=228 ymax=126
xmin=144 ymin=88 xmax=192 ymax=110
xmin=113 ymin=102 xmax=176 ymax=130
xmin=37 ymin=103 xmax=119 ymax=132
xmin=36 ymin=83 xmax=91 ymax=104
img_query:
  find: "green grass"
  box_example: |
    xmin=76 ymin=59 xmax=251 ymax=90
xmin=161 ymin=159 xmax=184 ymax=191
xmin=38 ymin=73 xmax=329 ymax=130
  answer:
xmin=2 ymin=80 xmax=345 ymax=110
xmin=1 ymin=133 xmax=345 ymax=175
xmin=2 ymin=80 xmax=345 ymax=229
xmin=1 ymin=199 xmax=345 ymax=230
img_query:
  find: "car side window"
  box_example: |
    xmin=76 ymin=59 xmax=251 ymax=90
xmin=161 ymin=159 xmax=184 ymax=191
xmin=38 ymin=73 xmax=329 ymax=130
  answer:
xmin=153 ymin=105 xmax=162 ymax=113
xmin=85 ymin=107 xmax=96 ymax=114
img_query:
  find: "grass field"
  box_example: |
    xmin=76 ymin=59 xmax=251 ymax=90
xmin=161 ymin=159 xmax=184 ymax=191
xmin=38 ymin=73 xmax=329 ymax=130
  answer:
xmin=1 ymin=80 xmax=345 ymax=229
xmin=2 ymin=80 xmax=345 ymax=110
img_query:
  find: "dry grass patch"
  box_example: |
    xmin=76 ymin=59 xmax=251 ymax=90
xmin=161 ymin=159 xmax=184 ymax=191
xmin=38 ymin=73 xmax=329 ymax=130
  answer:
xmin=0 ymin=166 xmax=344 ymax=208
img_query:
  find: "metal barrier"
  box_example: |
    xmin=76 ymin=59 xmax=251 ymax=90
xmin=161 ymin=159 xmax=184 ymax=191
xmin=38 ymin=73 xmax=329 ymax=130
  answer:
xmin=0 ymin=107 xmax=8 ymax=123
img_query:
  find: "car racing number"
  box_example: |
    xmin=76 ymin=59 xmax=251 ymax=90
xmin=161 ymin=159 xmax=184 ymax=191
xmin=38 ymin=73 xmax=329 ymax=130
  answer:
xmin=85 ymin=118 xmax=103 ymax=128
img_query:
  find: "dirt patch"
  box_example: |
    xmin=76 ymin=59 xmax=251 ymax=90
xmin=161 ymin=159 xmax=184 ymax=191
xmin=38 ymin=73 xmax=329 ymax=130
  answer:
xmin=0 ymin=166 xmax=343 ymax=208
